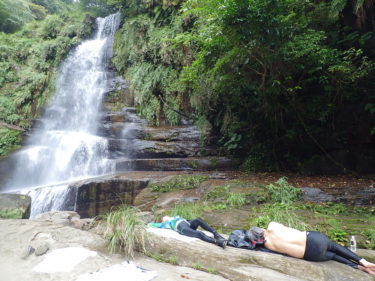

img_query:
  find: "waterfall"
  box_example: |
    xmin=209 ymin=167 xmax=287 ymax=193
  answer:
xmin=2 ymin=13 xmax=121 ymax=213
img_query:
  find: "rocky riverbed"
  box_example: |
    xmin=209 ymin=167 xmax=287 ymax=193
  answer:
xmin=0 ymin=211 xmax=374 ymax=281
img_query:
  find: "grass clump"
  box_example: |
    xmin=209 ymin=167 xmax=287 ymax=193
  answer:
xmin=263 ymin=177 xmax=301 ymax=204
xmin=146 ymin=252 xmax=178 ymax=265
xmin=249 ymin=203 xmax=308 ymax=231
xmin=0 ymin=208 xmax=25 ymax=219
xmin=149 ymin=175 xmax=208 ymax=193
xmin=204 ymin=185 xmax=230 ymax=201
xmin=103 ymin=205 xmax=147 ymax=258
xmin=227 ymin=192 xmax=247 ymax=207
xmin=168 ymin=202 xmax=208 ymax=220
xmin=302 ymin=202 xmax=348 ymax=215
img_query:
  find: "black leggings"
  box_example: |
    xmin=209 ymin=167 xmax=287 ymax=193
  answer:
xmin=303 ymin=231 xmax=361 ymax=268
xmin=176 ymin=218 xmax=216 ymax=244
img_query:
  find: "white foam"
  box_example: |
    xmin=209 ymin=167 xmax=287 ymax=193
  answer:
xmin=74 ymin=261 xmax=157 ymax=281
xmin=33 ymin=247 xmax=97 ymax=273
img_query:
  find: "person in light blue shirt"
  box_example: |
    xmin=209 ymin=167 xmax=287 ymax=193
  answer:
xmin=148 ymin=216 xmax=227 ymax=248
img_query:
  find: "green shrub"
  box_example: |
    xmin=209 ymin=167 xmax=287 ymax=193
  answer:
xmin=263 ymin=177 xmax=301 ymax=204
xmin=227 ymin=192 xmax=247 ymax=207
xmin=325 ymin=218 xmax=349 ymax=244
xmin=203 ymin=185 xmax=230 ymax=201
xmin=0 ymin=208 xmax=24 ymax=219
xmin=103 ymin=205 xmax=147 ymax=258
xmin=363 ymin=229 xmax=375 ymax=249
xmin=248 ymin=203 xmax=308 ymax=230
xmin=168 ymin=203 xmax=206 ymax=220
xmin=0 ymin=129 xmax=22 ymax=156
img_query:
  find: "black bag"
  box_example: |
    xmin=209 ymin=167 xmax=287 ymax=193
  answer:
xmin=227 ymin=229 xmax=255 ymax=249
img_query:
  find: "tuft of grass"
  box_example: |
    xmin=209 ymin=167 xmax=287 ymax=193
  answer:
xmin=168 ymin=202 xmax=208 ymax=219
xmin=103 ymin=205 xmax=147 ymax=258
xmin=248 ymin=203 xmax=308 ymax=230
xmin=146 ymin=252 xmax=178 ymax=265
xmin=203 ymin=184 xmax=230 ymax=201
xmin=193 ymin=263 xmax=203 ymax=270
xmin=149 ymin=175 xmax=208 ymax=192
xmin=302 ymin=202 xmax=348 ymax=215
xmin=263 ymin=177 xmax=301 ymax=204
xmin=227 ymin=192 xmax=247 ymax=207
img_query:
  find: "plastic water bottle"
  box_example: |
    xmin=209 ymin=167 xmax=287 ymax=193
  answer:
xmin=350 ymin=235 xmax=357 ymax=252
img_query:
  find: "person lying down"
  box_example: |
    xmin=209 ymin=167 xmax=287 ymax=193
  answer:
xmin=148 ymin=216 xmax=227 ymax=248
xmin=228 ymin=221 xmax=375 ymax=276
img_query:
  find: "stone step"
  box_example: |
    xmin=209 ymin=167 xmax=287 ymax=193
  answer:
xmin=107 ymin=139 xmax=202 ymax=159
xmin=143 ymin=125 xmax=200 ymax=142
xmin=114 ymin=157 xmax=235 ymax=172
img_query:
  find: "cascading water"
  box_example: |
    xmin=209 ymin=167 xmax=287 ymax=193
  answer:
xmin=2 ymin=13 xmax=121 ymax=216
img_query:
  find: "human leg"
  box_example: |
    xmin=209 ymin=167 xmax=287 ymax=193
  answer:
xmin=326 ymin=239 xmax=375 ymax=274
xmin=326 ymin=240 xmax=361 ymax=263
xmin=178 ymin=221 xmax=226 ymax=248
xmin=188 ymin=218 xmax=224 ymax=239
xmin=326 ymin=251 xmax=359 ymax=268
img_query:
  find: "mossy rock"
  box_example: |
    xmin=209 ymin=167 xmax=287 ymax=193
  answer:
xmin=0 ymin=193 xmax=31 ymax=219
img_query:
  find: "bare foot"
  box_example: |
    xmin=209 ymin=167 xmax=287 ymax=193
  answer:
xmin=359 ymin=259 xmax=375 ymax=270
xmin=358 ymin=265 xmax=375 ymax=275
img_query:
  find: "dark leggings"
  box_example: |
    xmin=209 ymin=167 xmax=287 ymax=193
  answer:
xmin=304 ymin=231 xmax=361 ymax=268
xmin=177 ymin=218 xmax=216 ymax=244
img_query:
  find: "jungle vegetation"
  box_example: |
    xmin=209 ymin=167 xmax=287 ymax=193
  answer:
xmin=0 ymin=0 xmax=103 ymax=156
xmin=1 ymin=0 xmax=375 ymax=174
xmin=108 ymin=0 xmax=375 ymax=173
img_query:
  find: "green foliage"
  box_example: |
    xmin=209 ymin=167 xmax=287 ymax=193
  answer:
xmin=249 ymin=203 xmax=308 ymax=231
xmin=0 ymin=8 xmax=94 ymax=156
xmin=226 ymin=192 xmax=247 ymax=207
xmin=325 ymin=218 xmax=349 ymax=244
xmin=0 ymin=0 xmax=75 ymax=33
xmin=0 ymin=0 xmax=34 ymax=33
xmin=263 ymin=177 xmax=301 ymax=204
xmin=103 ymin=205 xmax=147 ymax=258
xmin=0 ymin=129 xmax=22 ymax=156
xmin=0 ymin=208 xmax=25 ymax=219
xmin=146 ymin=252 xmax=179 ymax=265
xmin=302 ymin=202 xmax=348 ymax=215
xmin=168 ymin=202 xmax=206 ymax=219
xmin=363 ymin=229 xmax=375 ymax=249
xmin=203 ymin=184 xmax=230 ymax=201
xmin=111 ymin=0 xmax=375 ymax=171
xmin=149 ymin=175 xmax=208 ymax=192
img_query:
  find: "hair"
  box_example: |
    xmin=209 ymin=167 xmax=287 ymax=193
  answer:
xmin=246 ymin=226 xmax=265 ymax=242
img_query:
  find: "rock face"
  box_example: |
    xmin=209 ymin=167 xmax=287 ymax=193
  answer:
xmin=0 ymin=193 xmax=31 ymax=219
xmin=72 ymin=176 xmax=149 ymax=218
xmin=145 ymin=228 xmax=375 ymax=281
xmin=0 ymin=213 xmax=229 ymax=281
xmin=0 ymin=211 xmax=374 ymax=281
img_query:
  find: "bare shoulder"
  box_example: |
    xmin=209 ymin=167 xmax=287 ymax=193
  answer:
xmin=267 ymin=221 xmax=285 ymax=230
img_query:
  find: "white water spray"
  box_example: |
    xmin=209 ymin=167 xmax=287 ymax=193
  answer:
xmin=5 ymin=13 xmax=121 ymax=194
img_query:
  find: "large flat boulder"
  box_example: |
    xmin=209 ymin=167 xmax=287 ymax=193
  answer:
xmin=0 ymin=217 xmax=229 ymax=281
xmin=145 ymin=227 xmax=375 ymax=281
